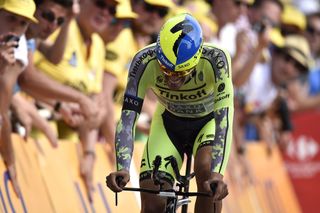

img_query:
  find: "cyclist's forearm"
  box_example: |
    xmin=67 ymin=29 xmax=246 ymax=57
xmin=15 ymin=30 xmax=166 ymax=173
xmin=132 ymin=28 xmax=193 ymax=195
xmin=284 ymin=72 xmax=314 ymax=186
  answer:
xmin=211 ymin=107 xmax=234 ymax=175
xmin=115 ymin=110 xmax=139 ymax=171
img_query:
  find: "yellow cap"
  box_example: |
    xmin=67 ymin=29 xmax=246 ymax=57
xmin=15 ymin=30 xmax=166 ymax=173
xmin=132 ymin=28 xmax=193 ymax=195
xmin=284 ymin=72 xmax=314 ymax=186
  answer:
xmin=270 ymin=28 xmax=285 ymax=47
xmin=144 ymin=0 xmax=175 ymax=8
xmin=116 ymin=0 xmax=138 ymax=19
xmin=281 ymin=4 xmax=306 ymax=31
xmin=0 ymin=0 xmax=37 ymax=23
xmin=284 ymin=35 xmax=313 ymax=70
xmin=184 ymin=0 xmax=211 ymax=16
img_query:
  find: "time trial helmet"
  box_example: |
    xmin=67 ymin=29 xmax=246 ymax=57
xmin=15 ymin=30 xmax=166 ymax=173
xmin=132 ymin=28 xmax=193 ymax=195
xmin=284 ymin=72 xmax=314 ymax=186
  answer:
xmin=156 ymin=13 xmax=203 ymax=74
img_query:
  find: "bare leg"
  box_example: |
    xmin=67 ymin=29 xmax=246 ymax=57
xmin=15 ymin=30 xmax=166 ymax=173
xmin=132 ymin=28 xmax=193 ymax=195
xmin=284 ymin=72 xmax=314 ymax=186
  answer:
xmin=140 ymin=178 xmax=172 ymax=213
xmin=194 ymin=146 xmax=222 ymax=213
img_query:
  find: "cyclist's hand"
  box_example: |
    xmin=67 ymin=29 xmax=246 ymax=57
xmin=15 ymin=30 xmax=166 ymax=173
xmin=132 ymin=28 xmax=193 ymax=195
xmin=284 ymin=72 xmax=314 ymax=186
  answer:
xmin=204 ymin=175 xmax=228 ymax=201
xmin=106 ymin=170 xmax=130 ymax=192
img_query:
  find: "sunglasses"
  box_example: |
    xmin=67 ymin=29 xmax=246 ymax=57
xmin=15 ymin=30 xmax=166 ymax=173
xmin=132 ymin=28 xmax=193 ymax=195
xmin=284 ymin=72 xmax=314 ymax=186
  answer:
xmin=233 ymin=0 xmax=251 ymax=7
xmin=41 ymin=10 xmax=65 ymax=26
xmin=94 ymin=0 xmax=116 ymax=16
xmin=144 ymin=3 xmax=169 ymax=18
xmin=307 ymin=25 xmax=320 ymax=36
xmin=111 ymin=18 xmax=131 ymax=27
xmin=159 ymin=63 xmax=195 ymax=78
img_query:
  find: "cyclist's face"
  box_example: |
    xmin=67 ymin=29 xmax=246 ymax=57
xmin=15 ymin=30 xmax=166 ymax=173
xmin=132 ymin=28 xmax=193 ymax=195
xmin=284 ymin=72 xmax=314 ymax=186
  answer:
xmin=164 ymin=74 xmax=187 ymax=90
xmin=161 ymin=66 xmax=195 ymax=90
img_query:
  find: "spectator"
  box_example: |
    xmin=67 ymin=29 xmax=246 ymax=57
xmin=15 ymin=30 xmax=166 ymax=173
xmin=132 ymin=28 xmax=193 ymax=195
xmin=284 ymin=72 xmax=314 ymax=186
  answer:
xmin=17 ymin=0 xmax=99 ymax=137
xmin=237 ymin=35 xmax=312 ymax=152
xmin=232 ymin=0 xmax=284 ymax=86
xmin=305 ymin=12 xmax=320 ymax=69
xmin=270 ymin=35 xmax=312 ymax=147
xmin=34 ymin=0 xmax=118 ymax=202
xmin=0 ymin=0 xmax=37 ymax=197
xmin=206 ymin=0 xmax=250 ymax=56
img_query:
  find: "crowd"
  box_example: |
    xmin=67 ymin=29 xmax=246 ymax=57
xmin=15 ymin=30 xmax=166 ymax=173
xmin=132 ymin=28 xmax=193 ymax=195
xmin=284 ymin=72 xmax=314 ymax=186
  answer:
xmin=0 ymin=0 xmax=319 ymax=205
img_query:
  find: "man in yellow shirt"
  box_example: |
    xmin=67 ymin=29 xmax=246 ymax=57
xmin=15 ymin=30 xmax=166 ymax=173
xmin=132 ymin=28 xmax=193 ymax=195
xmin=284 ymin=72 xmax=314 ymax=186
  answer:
xmin=34 ymin=0 xmax=118 ymax=203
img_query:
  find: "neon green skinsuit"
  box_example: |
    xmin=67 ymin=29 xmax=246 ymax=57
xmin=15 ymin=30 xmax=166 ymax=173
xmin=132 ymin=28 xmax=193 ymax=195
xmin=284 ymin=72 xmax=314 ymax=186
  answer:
xmin=115 ymin=42 xmax=234 ymax=184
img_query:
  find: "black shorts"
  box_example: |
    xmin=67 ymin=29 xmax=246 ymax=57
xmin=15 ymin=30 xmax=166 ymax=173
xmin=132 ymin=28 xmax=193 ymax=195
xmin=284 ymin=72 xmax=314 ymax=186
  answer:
xmin=139 ymin=106 xmax=215 ymax=185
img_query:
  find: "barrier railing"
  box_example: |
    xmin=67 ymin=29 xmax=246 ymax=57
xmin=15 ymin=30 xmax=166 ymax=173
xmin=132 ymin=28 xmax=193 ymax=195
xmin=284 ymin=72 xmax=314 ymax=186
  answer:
xmin=0 ymin=134 xmax=301 ymax=213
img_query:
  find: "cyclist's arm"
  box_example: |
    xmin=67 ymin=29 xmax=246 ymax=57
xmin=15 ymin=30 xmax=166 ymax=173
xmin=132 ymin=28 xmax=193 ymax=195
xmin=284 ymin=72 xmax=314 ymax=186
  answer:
xmin=211 ymin=48 xmax=234 ymax=176
xmin=115 ymin=48 xmax=153 ymax=171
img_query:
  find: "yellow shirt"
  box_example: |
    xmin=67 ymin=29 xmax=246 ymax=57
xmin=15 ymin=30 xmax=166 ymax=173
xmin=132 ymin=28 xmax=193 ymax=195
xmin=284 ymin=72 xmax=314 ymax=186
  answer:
xmin=105 ymin=28 xmax=138 ymax=98
xmin=34 ymin=19 xmax=105 ymax=94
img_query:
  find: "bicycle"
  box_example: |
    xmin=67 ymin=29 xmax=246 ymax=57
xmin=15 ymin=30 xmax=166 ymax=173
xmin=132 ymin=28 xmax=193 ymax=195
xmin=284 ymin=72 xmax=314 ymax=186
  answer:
xmin=113 ymin=151 xmax=218 ymax=213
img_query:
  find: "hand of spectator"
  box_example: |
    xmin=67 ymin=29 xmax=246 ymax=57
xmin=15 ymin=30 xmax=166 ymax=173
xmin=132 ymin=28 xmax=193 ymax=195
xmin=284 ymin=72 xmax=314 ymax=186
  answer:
xmin=256 ymin=25 xmax=272 ymax=50
xmin=65 ymin=0 xmax=80 ymax=21
xmin=58 ymin=102 xmax=85 ymax=127
xmin=5 ymin=162 xmax=21 ymax=198
xmin=78 ymin=96 xmax=99 ymax=128
xmin=80 ymin=150 xmax=96 ymax=203
xmin=235 ymin=30 xmax=251 ymax=55
xmin=71 ymin=0 xmax=80 ymax=17
xmin=79 ymin=94 xmax=107 ymax=130
xmin=0 ymin=34 xmax=18 ymax=73
xmin=12 ymin=94 xmax=58 ymax=148
xmin=277 ymin=130 xmax=292 ymax=151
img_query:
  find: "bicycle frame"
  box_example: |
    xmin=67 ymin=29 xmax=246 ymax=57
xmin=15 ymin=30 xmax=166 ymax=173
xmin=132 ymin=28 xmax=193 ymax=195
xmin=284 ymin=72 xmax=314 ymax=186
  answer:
xmin=115 ymin=153 xmax=214 ymax=213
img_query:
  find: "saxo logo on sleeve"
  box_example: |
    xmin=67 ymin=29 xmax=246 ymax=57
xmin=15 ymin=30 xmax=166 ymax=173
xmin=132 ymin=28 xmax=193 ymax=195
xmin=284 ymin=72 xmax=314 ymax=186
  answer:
xmin=123 ymin=94 xmax=143 ymax=112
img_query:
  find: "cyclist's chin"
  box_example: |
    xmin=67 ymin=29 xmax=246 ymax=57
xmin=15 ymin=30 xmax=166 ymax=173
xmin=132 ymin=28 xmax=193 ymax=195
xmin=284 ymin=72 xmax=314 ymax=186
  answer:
xmin=165 ymin=76 xmax=186 ymax=90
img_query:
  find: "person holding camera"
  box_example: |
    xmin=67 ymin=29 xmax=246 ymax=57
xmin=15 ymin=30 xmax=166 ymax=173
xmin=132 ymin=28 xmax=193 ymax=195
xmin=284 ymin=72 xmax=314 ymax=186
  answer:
xmin=0 ymin=0 xmax=38 ymax=198
xmin=231 ymin=0 xmax=285 ymax=154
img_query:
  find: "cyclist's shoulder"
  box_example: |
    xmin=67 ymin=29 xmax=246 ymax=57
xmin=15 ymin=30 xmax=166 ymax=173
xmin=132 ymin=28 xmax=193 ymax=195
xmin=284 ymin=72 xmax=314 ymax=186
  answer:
xmin=132 ymin=43 xmax=157 ymax=62
xmin=129 ymin=43 xmax=158 ymax=79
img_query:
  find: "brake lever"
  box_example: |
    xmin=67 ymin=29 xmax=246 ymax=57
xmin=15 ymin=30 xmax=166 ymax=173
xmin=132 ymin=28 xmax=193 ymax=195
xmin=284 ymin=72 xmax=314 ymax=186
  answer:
xmin=115 ymin=176 xmax=124 ymax=206
xmin=152 ymin=155 xmax=162 ymax=186
xmin=210 ymin=182 xmax=218 ymax=195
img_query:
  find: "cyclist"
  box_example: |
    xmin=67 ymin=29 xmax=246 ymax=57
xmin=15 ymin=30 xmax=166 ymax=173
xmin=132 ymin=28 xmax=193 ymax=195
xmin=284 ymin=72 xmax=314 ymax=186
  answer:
xmin=106 ymin=13 xmax=234 ymax=213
